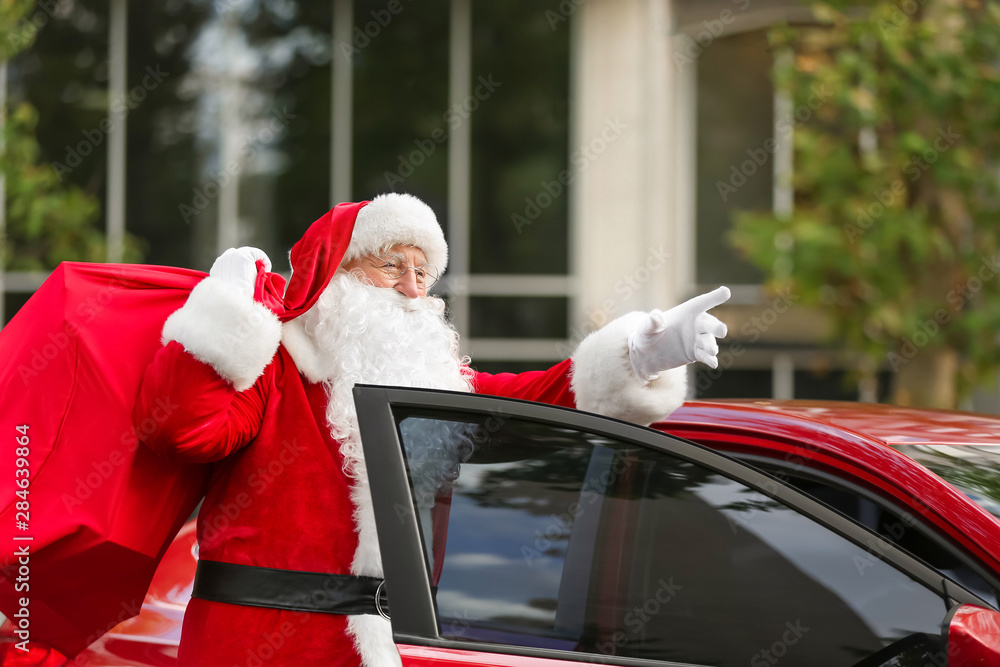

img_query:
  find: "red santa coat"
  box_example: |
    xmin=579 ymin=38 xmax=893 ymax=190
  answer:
xmin=133 ymin=274 xmax=688 ymax=666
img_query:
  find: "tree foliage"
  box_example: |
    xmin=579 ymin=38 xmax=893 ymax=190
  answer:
xmin=2 ymin=102 xmax=107 ymax=269
xmin=0 ymin=0 xmax=142 ymax=271
xmin=729 ymin=0 xmax=1000 ymax=406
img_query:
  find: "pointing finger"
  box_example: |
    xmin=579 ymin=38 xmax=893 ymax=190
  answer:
xmin=682 ymin=286 xmax=731 ymax=314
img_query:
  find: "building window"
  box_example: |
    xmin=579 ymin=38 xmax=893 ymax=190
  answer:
xmin=4 ymin=0 xmax=573 ymax=377
xmin=695 ymin=28 xmax=772 ymax=286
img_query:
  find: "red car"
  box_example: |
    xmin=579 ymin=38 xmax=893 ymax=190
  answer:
xmin=5 ymin=393 xmax=1000 ymax=666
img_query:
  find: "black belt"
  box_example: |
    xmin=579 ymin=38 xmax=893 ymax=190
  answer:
xmin=192 ymin=560 xmax=390 ymax=619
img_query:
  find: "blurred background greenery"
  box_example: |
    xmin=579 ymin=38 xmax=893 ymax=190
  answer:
xmin=3 ymin=0 xmax=1000 ymax=410
xmin=731 ymin=0 xmax=1000 ymax=408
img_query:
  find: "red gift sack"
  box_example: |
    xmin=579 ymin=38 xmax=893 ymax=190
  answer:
xmin=0 ymin=262 xmax=210 ymax=657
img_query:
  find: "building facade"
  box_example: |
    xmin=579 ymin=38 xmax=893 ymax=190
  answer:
xmin=5 ymin=0 xmax=993 ymax=407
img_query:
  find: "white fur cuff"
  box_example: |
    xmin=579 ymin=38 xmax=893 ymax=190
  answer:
xmin=162 ymin=276 xmax=282 ymax=391
xmin=570 ymin=311 xmax=688 ymax=426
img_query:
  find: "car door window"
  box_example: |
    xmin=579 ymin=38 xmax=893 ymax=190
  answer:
xmin=392 ymin=407 xmax=951 ymax=667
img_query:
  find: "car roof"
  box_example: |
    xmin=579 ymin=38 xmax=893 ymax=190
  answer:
xmin=660 ymin=399 xmax=1000 ymax=448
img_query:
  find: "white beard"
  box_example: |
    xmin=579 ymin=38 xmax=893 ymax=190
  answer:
xmin=287 ymin=272 xmax=474 ymax=567
xmin=301 ymin=273 xmax=474 ymax=462
xmin=284 ymin=273 xmax=476 ymax=667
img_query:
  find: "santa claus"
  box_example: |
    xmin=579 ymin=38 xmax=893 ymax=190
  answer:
xmin=133 ymin=192 xmax=729 ymax=666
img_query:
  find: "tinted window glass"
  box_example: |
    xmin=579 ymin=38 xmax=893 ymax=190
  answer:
xmin=469 ymin=0 xmax=570 ymax=275
xmin=758 ymin=464 xmax=999 ymax=608
xmin=469 ymin=296 xmax=568 ymax=339
xmin=394 ymin=408 xmax=948 ymax=666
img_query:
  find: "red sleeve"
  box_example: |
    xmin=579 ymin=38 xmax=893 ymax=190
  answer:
xmin=133 ymin=341 xmax=270 ymax=463
xmin=471 ymin=358 xmax=577 ymax=409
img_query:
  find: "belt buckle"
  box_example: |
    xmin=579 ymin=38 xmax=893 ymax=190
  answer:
xmin=375 ymin=580 xmax=390 ymax=621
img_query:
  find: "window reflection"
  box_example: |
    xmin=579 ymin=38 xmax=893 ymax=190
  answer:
xmin=696 ymin=29 xmax=772 ymax=285
xmin=396 ymin=408 xmax=948 ymax=666
xmin=13 ymin=1 xmax=574 ymax=372
xmin=128 ymin=0 xmax=332 ymax=270
xmin=352 ymin=0 xmax=448 ymax=210
xmin=470 ymin=0 xmax=569 ymax=275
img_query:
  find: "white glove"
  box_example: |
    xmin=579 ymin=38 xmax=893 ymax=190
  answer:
xmin=209 ymin=247 xmax=272 ymax=300
xmin=628 ymin=286 xmax=731 ymax=380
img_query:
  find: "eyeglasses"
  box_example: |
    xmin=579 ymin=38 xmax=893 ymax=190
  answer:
xmin=367 ymin=253 xmax=440 ymax=289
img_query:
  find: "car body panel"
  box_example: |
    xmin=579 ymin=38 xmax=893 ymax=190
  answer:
xmin=946 ymin=604 xmax=1000 ymax=664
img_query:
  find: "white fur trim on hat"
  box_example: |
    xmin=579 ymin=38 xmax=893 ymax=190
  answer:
xmin=345 ymin=193 xmax=448 ymax=272
xmin=161 ymin=276 xmax=282 ymax=392
xmin=570 ymin=311 xmax=688 ymax=425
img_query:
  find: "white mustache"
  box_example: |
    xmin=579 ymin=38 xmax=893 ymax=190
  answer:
xmin=344 ymin=272 xmax=447 ymax=315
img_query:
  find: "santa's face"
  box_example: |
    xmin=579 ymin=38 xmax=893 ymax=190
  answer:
xmin=340 ymin=243 xmax=431 ymax=299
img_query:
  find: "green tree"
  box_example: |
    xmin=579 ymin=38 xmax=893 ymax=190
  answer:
xmin=730 ymin=0 xmax=1000 ymax=408
xmin=0 ymin=0 xmax=141 ymax=272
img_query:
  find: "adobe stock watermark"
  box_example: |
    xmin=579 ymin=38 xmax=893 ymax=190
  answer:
xmin=852 ymin=501 xmax=933 ymax=577
xmin=724 ymin=488 xmax=785 ymax=535
xmin=596 ymin=578 xmax=683 ymax=657
xmin=545 ymin=0 xmax=587 ymax=31
xmin=178 ymin=106 xmax=297 ymax=224
xmin=337 ymin=0 xmax=414 ymax=64
xmin=200 ymin=438 xmax=306 ymax=544
xmin=886 ymin=254 xmax=1000 ymax=372
xmin=673 ymin=0 xmax=751 ymax=71
xmin=7 ymin=0 xmax=71 ymax=51
xmin=697 ymin=289 xmax=798 ymax=395
xmin=750 ymin=620 xmax=809 ymax=666
xmin=726 ymin=441 xmax=848 ymax=536
xmin=522 ymin=453 xmax=634 ymax=566
xmin=725 ymin=442 xmax=841 ymax=532
xmin=391 ymin=407 xmax=509 ymax=525
xmin=16 ymin=268 xmax=134 ymax=386
xmin=844 ymin=125 xmax=961 ymax=244
xmin=716 ymin=84 xmax=832 ymax=202
xmin=556 ymin=245 xmax=671 ymax=358
xmin=81 ymin=598 xmax=144 ymax=659
xmin=441 ymin=609 xmax=477 ymax=639
xmin=431 ymin=274 xmax=470 ymax=299
xmin=52 ymin=65 xmax=170 ymax=182
xmin=60 ymin=395 xmax=179 ymax=514
xmin=877 ymin=0 xmax=931 ymax=37
xmin=512 ymin=117 xmax=627 ymax=235
xmin=237 ymin=620 xmax=308 ymax=667
xmin=383 ymin=75 xmax=502 ymax=188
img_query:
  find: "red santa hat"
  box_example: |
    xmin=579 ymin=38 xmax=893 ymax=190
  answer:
xmin=256 ymin=193 xmax=448 ymax=322
xmin=344 ymin=193 xmax=448 ymax=272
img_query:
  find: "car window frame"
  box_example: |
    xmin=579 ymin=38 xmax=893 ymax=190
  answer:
xmin=353 ymin=385 xmax=984 ymax=666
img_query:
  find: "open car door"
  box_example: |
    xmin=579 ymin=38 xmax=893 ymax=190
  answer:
xmin=353 ymin=385 xmax=999 ymax=667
